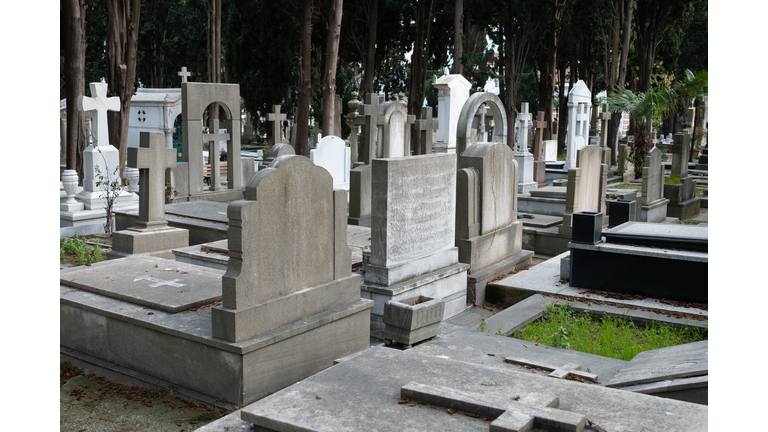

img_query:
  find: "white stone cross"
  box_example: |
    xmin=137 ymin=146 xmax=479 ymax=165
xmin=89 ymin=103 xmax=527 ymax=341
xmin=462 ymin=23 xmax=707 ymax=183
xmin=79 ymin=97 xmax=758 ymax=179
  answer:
xmin=401 ymin=381 xmax=588 ymax=432
xmin=128 ymin=132 xmax=178 ymax=230
xmin=78 ymin=82 xmax=121 ymax=147
xmin=133 ymin=275 xmax=186 ymax=288
xmin=267 ymin=105 xmax=287 ymax=146
xmin=178 ymin=66 xmax=191 ymax=83
xmin=504 ymin=357 xmax=599 ymax=382
xmin=202 ymin=119 xmax=230 ymax=191
xmin=516 ymin=102 xmax=532 ymax=153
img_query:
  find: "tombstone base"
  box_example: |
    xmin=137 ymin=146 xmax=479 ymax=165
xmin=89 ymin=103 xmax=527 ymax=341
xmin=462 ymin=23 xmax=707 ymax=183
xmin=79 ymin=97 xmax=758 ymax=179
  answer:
xmin=666 ymin=197 xmax=702 ymax=221
xmin=109 ymin=226 xmax=189 ymax=258
xmin=518 ymin=180 xmax=539 ymax=194
xmin=361 ymin=262 xmax=469 ymax=339
xmin=347 ymin=215 xmax=371 ymax=227
xmin=640 ymin=198 xmax=670 ymax=223
xmin=61 ymin=201 xmax=85 ymax=212
xmin=466 ymin=249 xmax=535 ymax=305
xmin=75 ymin=189 xmax=135 ymax=211
xmin=61 ymin=277 xmax=373 ymax=406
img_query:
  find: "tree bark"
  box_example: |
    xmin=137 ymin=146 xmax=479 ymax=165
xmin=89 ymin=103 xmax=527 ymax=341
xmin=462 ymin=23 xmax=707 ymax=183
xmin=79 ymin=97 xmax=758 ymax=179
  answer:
xmin=105 ymin=0 xmax=141 ymax=177
xmin=63 ymin=0 xmax=87 ymax=180
xmin=322 ymin=0 xmax=344 ymax=136
xmin=296 ymin=0 xmax=312 ymax=156
xmin=453 ymin=0 xmax=463 ymax=74
xmin=503 ymin=0 xmax=516 ymax=150
xmin=407 ymin=0 xmax=435 ymax=155
xmin=361 ymin=0 xmax=378 ymax=96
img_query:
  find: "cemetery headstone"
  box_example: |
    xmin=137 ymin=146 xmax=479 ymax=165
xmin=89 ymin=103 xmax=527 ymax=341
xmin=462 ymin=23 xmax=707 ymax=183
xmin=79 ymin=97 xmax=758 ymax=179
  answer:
xmin=559 ymin=145 xmax=609 ymax=236
xmin=310 ymin=135 xmax=351 ymax=192
xmin=201 ymin=119 xmax=229 ymax=191
xmin=110 ymin=132 xmax=189 ymax=258
xmin=361 ymin=153 xmax=469 ymax=333
xmin=414 ymin=106 xmax=438 ymax=154
xmin=348 ymin=93 xmax=379 ymax=226
xmin=640 ymin=147 xmax=670 ymax=222
xmin=563 ymin=80 xmax=592 ymax=170
xmin=456 ymin=92 xmax=508 ymax=156
xmin=211 ymin=155 xmax=372 ymax=342
xmin=180 ymin=82 xmax=242 ymax=198
xmin=514 ymin=102 xmax=538 ymax=194
xmin=267 ymin=105 xmax=287 ymax=146
xmin=599 ymin=103 xmax=612 ymax=166
xmin=376 ymin=100 xmax=410 ymax=158
xmin=456 ymin=143 xmax=533 ymax=304
xmin=432 ymin=73 xmax=471 ymax=153
xmin=588 ymin=102 xmax=600 ymax=146
xmin=532 ymin=111 xmax=548 ymax=187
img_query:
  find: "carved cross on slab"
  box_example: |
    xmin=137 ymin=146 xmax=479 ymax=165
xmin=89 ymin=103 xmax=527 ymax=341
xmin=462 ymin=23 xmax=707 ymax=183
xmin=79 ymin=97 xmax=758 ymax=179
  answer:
xmin=267 ymin=105 xmax=287 ymax=146
xmin=401 ymin=381 xmax=588 ymax=432
xmin=504 ymin=358 xmax=599 ymax=382
xmin=178 ymin=66 xmax=191 ymax=83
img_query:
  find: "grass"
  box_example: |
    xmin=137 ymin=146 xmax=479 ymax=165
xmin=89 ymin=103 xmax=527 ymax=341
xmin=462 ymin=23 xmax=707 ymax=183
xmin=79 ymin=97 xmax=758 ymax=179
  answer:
xmin=510 ymin=304 xmax=706 ymax=361
xmin=60 ymin=235 xmax=106 ymax=266
xmin=665 ymin=175 xmax=681 ymax=184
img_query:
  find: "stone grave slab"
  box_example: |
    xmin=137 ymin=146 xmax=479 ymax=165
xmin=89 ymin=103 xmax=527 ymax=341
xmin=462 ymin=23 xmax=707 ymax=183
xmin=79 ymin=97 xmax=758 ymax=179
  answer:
xmin=517 ymin=213 xmax=561 ymax=228
xmin=240 ymin=337 xmax=708 ymax=431
xmin=165 ymin=201 xmax=230 ymax=224
xmin=604 ymin=221 xmax=707 ymax=252
xmin=529 ymin=186 xmax=567 ymax=199
xmin=605 ymin=340 xmax=708 ymax=388
xmin=60 ymin=256 xmax=222 ymax=313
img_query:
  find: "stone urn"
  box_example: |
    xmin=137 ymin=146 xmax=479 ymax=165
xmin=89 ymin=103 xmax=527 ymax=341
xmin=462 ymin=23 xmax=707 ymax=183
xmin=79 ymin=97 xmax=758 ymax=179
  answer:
xmin=124 ymin=167 xmax=140 ymax=195
xmin=382 ymin=295 xmax=445 ymax=348
xmin=61 ymin=170 xmax=79 ymax=204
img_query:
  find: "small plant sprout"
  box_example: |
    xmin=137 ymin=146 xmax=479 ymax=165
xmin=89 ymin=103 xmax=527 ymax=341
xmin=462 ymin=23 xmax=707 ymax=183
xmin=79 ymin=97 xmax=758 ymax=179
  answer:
xmin=478 ymin=314 xmax=488 ymax=333
xmin=496 ymin=324 xmax=505 ymax=336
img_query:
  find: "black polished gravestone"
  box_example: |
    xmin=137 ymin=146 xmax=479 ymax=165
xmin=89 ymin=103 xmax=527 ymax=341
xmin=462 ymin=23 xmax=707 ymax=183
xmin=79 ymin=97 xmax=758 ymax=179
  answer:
xmin=569 ymin=222 xmax=707 ymax=304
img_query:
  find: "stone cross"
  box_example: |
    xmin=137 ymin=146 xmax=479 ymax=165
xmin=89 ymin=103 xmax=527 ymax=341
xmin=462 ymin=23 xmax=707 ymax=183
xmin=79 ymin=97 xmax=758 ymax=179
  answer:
xmin=414 ymin=106 xmax=438 ymax=154
xmin=178 ymin=66 xmax=191 ymax=83
xmin=532 ymin=111 xmax=547 ymax=161
xmin=78 ymin=82 xmax=121 ymax=147
xmin=516 ymin=102 xmax=531 ymax=153
xmin=670 ymin=132 xmax=691 ymax=178
xmin=401 ymin=381 xmax=588 ymax=432
xmin=504 ymin=357 xmax=599 ymax=382
xmin=267 ymin=105 xmax=287 ymax=146
xmin=128 ymin=132 xmax=177 ymax=230
xmin=202 ymin=119 xmax=230 ymax=191
xmin=361 ymin=93 xmax=379 ymax=165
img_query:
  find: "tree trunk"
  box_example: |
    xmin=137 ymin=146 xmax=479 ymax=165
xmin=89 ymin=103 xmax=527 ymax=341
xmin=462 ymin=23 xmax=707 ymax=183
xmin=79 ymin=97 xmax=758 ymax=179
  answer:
xmin=296 ymin=0 xmax=312 ymax=156
xmin=322 ymin=0 xmax=344 ymax=136
xmin=407 ymin=0 xmax=435 ymax=155
xmin=361 ymin=0 xmax=378 ymax=95
xmin=105 ymin=0 xmax=141 ymax=178
xmin=453 ymin=0 xmax=463 ymax=74
xmin=63 ymin=0 xmax=87 ymax=180
xmin=557 ymin=62 xmax=568 ymax=156
xmin=503 ymin=0 xmax=516 ymax=150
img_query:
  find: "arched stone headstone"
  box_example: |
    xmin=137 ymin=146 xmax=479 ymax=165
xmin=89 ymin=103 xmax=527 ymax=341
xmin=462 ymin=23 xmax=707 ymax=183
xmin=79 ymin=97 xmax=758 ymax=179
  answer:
xmin=310 ymin=135 xmax=351 ymax=191
xmin=563 ymin=80 xmax=592 ymax=170
xmin=456 ymin=92 xmax=508 ymax=156
xmin=377 ymin=101 xmax=409 ymax=158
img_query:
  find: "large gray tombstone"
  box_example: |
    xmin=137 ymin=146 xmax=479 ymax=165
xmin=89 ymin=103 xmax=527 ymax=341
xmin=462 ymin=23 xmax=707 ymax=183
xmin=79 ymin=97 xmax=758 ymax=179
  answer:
xmin=455 ymin=92 xmax=508 ymax=156
xmin=640 ymin=147 xmax=670 ymax=222
xmin=110 ymin=132 xmax=189 ymax=257
xmin=563 ymin=80 xmax=592 ymax=170
xmin=180 ymin=82 xmax=242 ymax=197
xmin=211 ymin=155 xmax=372 ymax=342
xmin=456 ymin=143 xmax=534 ymax=304
xmin=376 ymin=101 xmax=411 ymax=158
xmin=664 ymin=132 xmax=701 ymax=220
xmin=361 ymin=154 xmax=469 ymax=334
xmin=559 ymin=145 xmax=608 ymax=236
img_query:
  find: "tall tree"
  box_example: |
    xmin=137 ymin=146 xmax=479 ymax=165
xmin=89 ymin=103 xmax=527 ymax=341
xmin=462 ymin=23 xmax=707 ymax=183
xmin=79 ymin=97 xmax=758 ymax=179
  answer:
xmin=62 ymin=0 xmax=88 ymax=179
xmin=634 ymin=0 xmax=688 ymax=92
xmin=407 ymin=0 xmax=437 ymax=155
xmin=452 ymin=0 xmax=463 ymax=74
xmin=105 ymin=0 xmax=141 ymax=176
xmin=361 ymin=0 xmax=379 ymax=95
xmin=296 ymin=0 xmax=312 ymax=156
xmin=322 ymin=0 xmax=344 ymax=136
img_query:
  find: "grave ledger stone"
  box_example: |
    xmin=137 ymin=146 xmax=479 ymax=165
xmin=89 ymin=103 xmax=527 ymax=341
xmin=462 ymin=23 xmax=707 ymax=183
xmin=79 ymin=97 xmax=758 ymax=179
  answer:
xmin=361 ymin=153 xmax=469 ymax=334
xmin=110 ymin=132 xmax=189 ymax=258
xmin=456 ymin=143 xmax=534 ymax=304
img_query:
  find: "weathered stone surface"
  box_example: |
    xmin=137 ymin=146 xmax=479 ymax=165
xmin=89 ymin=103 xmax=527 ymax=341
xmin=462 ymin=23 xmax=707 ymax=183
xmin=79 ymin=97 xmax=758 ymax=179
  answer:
xmin=348 ymin=164 xmax=372 ymax=226
xmin=606 ymin=340 xmax=708 ymax=388
xmin=559 ymin=145 xmax=608 ymax=236
xmin=456 ymin=92 xmax=507 ymax=155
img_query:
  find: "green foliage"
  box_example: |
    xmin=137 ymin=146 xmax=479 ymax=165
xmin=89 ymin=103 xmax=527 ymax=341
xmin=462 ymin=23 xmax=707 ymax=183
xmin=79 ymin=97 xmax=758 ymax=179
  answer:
xmin=495 ymin=324 xmax=505 ymax=336
xmin=60 ymin=235 xmax=104 ymax=266
xmin=512 ymin=304 xmax=706 ymax=361
xmin=478 ymin=314 xmax=488 ymax=333
xmin=666 ymin=175 xmax=681 ymax=185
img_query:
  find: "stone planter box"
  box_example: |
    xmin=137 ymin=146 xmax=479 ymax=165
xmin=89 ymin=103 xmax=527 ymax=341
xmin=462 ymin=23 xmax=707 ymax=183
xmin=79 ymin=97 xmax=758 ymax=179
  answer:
xmin=607 ymin=200 xmax=636 ymax=228
xmin=572 ymin=212 xmax=603 ymax=245
xmin=381 ymin=295 xmax=445 ymax=348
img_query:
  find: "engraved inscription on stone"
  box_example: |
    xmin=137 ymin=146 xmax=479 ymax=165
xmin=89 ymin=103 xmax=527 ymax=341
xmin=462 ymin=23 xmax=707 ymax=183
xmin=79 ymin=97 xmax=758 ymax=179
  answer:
xmin=386 ymin=157 xmax=455 ymax=263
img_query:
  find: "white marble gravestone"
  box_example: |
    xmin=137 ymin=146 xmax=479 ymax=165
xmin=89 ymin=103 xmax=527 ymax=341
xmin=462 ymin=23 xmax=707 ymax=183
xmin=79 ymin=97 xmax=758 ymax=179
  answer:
xmin=310 ymin=135 xmax=351 ymax=192
xmin=515 ymin=102 xmax=537 ymax=194
xmin=376 ymin=101 xmax=410 ymax=158
xmin=432 ymin=73 xmax=471 ymax=153
xmin=563 ymin=80 xmax=592 ymax=170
